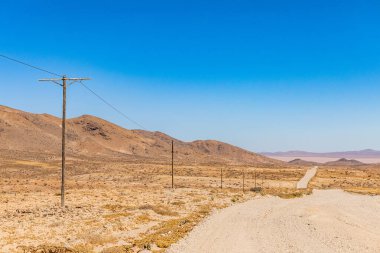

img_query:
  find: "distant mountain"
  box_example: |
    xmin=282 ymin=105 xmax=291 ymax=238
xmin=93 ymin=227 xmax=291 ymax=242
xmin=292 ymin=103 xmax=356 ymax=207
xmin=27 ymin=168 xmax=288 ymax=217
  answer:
xmin=325 ymin=158 xmax=365 ymax=166
xmin=0 ymin=105 xmax=279 ymax=165
xmin=262 ymin=149 xmax=380 ymax=159
xmin=288 ymin=159 xmax=320 ymax=166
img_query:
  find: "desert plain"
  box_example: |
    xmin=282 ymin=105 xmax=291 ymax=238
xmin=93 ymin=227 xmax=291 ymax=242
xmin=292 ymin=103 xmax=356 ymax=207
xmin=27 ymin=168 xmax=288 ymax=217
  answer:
xmin=1 ymin=106 xmax=380 ymax=253
xmin=1 ymin=150 xmax=380 ymax=252
xmin=0 ymin=149 xmax=309 ymax=253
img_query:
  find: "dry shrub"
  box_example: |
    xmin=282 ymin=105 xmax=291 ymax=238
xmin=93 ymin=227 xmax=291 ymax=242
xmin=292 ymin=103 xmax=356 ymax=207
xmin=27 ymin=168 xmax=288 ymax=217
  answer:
xmin=102 ymin=204 xmax=135 ymax=211
xmin=345 ymin=187 xmax=380 ymax=195
xmin=103 ymin=212 xmax=131 ymax=220
xmin=261 ymin=188 xmax=312 ymax=199
xmin=135 ymin=213 xmax=153 ymax=224
xmin=171 ymin=200 xmax=185 ymax=206
xmin=80 ymin=233 xmax=116 ymax=246
xmin=135 ymin=205 xmax=212 ymax=249
xmin=138 ymin=204 xmax=154 ymax=210
xmin=100 ymin=245 xmax=133 ymax=253
xmin=152 ymin=206 xmax=178 ymax=216
xmin=192 ymin=197 xmax=204 ymax=203
xmin=138 ymin=204 xmax=178 ymax=216
xmin=18 ymin=245 xmax=77 ymax=253
xmin=250 ymin=187 xmax=262 ymax=193
xmin=72 ymin=244 xmax=94 ymax=253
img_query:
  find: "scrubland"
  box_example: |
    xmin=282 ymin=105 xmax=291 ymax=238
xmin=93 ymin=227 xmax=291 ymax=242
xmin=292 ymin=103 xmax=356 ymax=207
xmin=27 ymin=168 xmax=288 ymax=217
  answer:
xmin=1 ymin=154 xmax=379 ymax=252
xmin=309 ymin=165 xmax=380 ymax=195
xmin=0 ymin=153 xmax=307 ymax=253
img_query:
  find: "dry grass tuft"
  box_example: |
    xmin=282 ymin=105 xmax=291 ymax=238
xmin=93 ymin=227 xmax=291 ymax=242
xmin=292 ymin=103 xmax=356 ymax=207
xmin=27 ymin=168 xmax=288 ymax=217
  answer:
xmin=171 ymin=200 xmax=185 ymax=206
xmin=103 ymin=212 xmax=131 ymax=220
xmin=135 ymin=205 xmax=212 ymax=249
xmin=139 ymin=204 xmax=179 ymax=216
xmin=18 ymin=245 xmax=77 ymax=253
xmin=344 ymin=187 xmax=380 ymax=195
xmin=72 ymin=244 xmax=94 ymax=253
xmin=79 ymin=233 xmax=117 ymax=246
xmin=102 ymin=204 xmax=135 ymax=211
xmin=135 ymin=213 xmax=153 ymax=224
xmin=100 ymin=245 xmax=133 ymax=253
xmin=260 ymin=188 xmax=312 ymax=199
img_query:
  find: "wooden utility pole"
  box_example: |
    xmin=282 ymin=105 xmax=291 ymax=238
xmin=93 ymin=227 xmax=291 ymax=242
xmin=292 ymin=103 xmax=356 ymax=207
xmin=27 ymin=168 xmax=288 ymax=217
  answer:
xmin=220 ymin=167 xmax=223 ymax=189
xmin=242 ymin=168 xmax=245 ymax=193
xmin=254 ymin=169 xmax=257 ymax=188
xmin=61 ymin=77 xmax=66 ymax=208
xmin=171 ymin=140 xmax=174 ymax=189
xmin=39 ymin=76 xmax=90 ymax=208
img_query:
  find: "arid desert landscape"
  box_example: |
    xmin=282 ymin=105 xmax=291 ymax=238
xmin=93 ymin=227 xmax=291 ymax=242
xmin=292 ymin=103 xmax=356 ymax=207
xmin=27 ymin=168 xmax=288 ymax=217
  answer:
xmin=2 ymin=1 xmax=380 ymax=252
xmin=1 ymin=106 xmax=380 ymax=253
xmin=0 ymin=147 xmax=313 ymax=252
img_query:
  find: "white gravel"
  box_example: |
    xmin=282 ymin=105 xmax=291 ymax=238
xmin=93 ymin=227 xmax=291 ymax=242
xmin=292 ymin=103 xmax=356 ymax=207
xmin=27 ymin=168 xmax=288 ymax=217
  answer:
xmin=297 ymin=166 xmax=318 ymax=189
xmin=167 ymin=190 xmax=380 ymax=253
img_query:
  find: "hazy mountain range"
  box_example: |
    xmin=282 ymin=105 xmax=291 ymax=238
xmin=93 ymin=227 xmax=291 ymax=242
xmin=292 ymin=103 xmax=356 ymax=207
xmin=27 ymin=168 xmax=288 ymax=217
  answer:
xmin=262 ymin=149 xmax=380 ymax=159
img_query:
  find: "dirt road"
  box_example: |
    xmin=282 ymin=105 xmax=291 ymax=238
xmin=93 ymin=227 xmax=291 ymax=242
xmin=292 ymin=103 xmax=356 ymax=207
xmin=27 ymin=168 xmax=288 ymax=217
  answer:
xmin=297 ymin=166 xmax=318 ymax=189
xmin=167 ymin=190 xmax=380 ymax=253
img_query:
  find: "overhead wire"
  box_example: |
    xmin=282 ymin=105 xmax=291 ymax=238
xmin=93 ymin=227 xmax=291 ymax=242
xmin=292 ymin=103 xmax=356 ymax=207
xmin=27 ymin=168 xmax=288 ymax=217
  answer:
xmin=0 ymin=54 xmax=147 ymax=130
xmin=0 ymin=54 xmax=63 ymax=77
xmin=79 ymin=81 xmax=147 ymax=130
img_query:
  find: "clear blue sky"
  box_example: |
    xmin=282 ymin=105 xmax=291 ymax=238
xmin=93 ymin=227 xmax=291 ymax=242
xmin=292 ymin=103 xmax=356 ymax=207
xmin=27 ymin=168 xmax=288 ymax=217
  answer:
xmin=1 ymin=0 xmax=380 ymax=152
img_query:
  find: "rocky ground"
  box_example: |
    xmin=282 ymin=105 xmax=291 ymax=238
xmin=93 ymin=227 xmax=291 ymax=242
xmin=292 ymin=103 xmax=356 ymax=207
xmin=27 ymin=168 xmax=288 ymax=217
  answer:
xmin=2 ymin=152 xmax=379 ymax=253
xmin=0 ymin=155 xmax=306 ymax=253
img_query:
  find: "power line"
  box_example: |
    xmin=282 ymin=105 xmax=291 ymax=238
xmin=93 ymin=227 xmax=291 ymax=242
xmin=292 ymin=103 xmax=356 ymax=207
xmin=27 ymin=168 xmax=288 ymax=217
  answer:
xmin=0 ymin=54 xmax=62 ymax=77
xmin=0 ymin=53 xmax=148 ymax=130
xmin=80 ymin=81 xmax=147 ymax=130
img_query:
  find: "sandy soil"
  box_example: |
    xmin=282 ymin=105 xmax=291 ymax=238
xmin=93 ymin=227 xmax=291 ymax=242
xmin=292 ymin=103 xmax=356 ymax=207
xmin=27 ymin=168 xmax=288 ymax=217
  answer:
xmin=167 ymin=190 xmax=380 ymax=253
xmin=309 ymin=165 xmax=380 ymax=194
xmin=0 ymin=156 xmax=306 ymax=253
xmin=2 ymin=153 xmax=380 ymax=252
xmin=297 ymin=166 xmax=318 ymax=189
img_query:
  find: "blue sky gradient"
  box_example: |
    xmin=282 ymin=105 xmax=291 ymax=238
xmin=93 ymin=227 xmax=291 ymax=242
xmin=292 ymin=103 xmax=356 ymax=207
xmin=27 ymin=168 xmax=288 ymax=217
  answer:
xmin=1 ymin=0 xmax=380 ymax=152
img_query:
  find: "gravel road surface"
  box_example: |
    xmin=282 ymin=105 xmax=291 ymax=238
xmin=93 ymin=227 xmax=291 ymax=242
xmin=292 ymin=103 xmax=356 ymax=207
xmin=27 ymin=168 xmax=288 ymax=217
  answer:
xmin=167 ymin=190 xmax=380 ymax=253
xmin=297 ymin=166 xmax=318 ymax=189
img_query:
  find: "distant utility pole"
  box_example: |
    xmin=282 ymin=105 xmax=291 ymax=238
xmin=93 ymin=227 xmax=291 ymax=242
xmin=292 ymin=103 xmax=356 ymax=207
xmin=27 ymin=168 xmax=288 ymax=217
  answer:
xmin=254 ymin=169 xmax=257 ymax=189
xmin=220 ymin=167 xmax=223 ymax=189
xmin=39 ymin=76 xmax=90 ymax=208
xmin=242 ymin=168 xmax=245 ymax=193
xmin=171 ymin=140 xmax=174 ymax=189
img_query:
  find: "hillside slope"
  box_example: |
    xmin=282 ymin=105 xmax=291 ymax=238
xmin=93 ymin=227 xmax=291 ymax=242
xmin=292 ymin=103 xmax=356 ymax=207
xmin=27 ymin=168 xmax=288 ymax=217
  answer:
xmin=324 ymin=158 xmax=364 ymax=166
xmin=288 ymin=159 xmax=320 ymax=166
xmin=0 ymin=105 xmax=278 ymax=165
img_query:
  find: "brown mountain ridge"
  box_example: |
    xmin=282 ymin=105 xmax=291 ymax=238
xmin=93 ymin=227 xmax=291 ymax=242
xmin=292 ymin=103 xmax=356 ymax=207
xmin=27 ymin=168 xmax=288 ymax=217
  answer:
xmin=0 ymin=105 xmax=278 ymax=165
xmin=324 ymin=158 xmax=364 ymax=166
xmin=288 ymin=159 xmax=320 ymax=166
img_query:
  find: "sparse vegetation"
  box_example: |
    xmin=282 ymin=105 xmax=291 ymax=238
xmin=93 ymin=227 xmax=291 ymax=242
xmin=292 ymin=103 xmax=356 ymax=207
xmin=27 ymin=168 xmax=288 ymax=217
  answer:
xmin=2 ymin=152 xmax=379 ymax=252
xmin=135 ymin=205 xmax=213 ymax=249
xmin=309 ymin=166 xmax=380 ymax=195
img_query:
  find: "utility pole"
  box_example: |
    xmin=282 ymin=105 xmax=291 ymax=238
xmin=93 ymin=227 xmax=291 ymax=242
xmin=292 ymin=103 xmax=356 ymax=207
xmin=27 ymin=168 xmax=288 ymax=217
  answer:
xmin=171 ymin=140 xmax=174 ymax=189
xmin=254 ymin=169 xmax=257 ymax=189
xmin=39 ymin=76 xmax=90 ymax=208
xmin=242 ymin=168 xmax=245 ymax=193
xmin=220 ymin=167 xmax=223 ymax=189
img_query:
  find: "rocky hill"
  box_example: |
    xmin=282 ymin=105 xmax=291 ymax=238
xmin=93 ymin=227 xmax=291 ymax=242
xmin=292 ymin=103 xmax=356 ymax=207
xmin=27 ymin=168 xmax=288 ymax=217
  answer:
xmin=0 ymin=105 xmax=279 ymax=165
xmin=288 ymin=159 xmax=320 ymax=166
xmin=324 ymin=158 xmax=365 ymax=166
